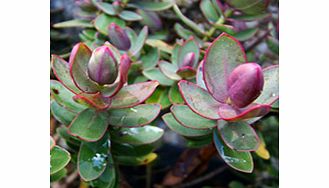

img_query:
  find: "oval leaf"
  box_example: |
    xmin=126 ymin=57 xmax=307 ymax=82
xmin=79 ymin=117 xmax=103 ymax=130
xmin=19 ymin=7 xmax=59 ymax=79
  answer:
xmin=168 ymin=83 xmax=184 ymax=104
xmin=108 ymin=104 xmax=161 ymax=127
xmin=91 ymin=162 xmax=116 ymax=188
xmin=162 ymin=113 xmax=212 ymax=137
xmin=94 ymin=13 xmax=125 ymax=35
xmin=129 ymin=26 xmax=148 ymax=56
xmin=203 ymin=33 xmax=247 ymax=103
xmin=53 ymin=19 xmax=93 ymax=28
xmin=158 ymin=61 xmax=180 ymax=80
xmin=68 ymin=109 xmax=109 ymax=142
xmin=178 ymin=80 xmax=220 ymax=120
xmin=50 ymin=146 xmax=71 ymax=175
xmin=129 ymin=0 xmax=174 ymax=11
xmin=145 ymin=86 xmax=171 ymax=109
xmin=213 ymin=129 xmax=253 ymax=173
xmin=217 ymin=121 xmax=260 ymax=151
xmin=200 ymin=0 xmax=220 ymax=23
xmin=177 ymin=38 xmax=200 ymax=68
xmin=51 ymin=100 xmax=77 ymax=126
xmin=119 ymin=10 xmax=142 ymax=21
xmin=143 ymin=68 xmax=175 ymax=86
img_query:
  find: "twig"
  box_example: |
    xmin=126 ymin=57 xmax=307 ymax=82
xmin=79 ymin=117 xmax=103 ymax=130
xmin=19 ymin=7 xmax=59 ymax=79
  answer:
xmin=246 ymin=29 xmax=271 ymax=51
xmin=178 ymin=166 xmax=227 ymax=188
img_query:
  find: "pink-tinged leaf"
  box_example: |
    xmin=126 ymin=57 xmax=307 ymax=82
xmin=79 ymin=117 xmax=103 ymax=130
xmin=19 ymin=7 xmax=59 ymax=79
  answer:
xmin=111 ymin=81 xmax=159 ymax=108
xmin=178 ymin=80 xmax=221 ymax=120
xmin=176 ymin=66 xmax=196 ymax=79
xmin=217 ymin=121 xmax=260 ymax=151
xmin=218 ymin=103 xmax=271 ymax=122
xmin=73 ymin=92 xmax=112 ymax=110
xmin=69 ymin=43 xmax=100 ymax=93
xmin=203 ymin=33 xmax=247 ymax=103
xmin=108 ymin=23 xmax=131 ymax=50
xmin=100 ymin=54 xmax=131 ymax=97
xmin=196 ymin=60 xmax=207 ymax=89
xmin=158 ymin=61 xmax=181 ymax=80
xmin=51 ymin=55 xmax=81 ymax=94
xmin=177 ymin=37 xmax=200 ymax=69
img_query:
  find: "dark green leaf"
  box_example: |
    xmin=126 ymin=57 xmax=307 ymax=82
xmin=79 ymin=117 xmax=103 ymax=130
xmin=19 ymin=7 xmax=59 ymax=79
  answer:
xmin=50 ymin=168 xmax=67 ymax=182
xmin=145 ymin=86 xmax=171 ymax=109
xmin=232 ymin=28 xmax=258 ymax=41
xmin=168 ymin=83 xmax=184 ymax=104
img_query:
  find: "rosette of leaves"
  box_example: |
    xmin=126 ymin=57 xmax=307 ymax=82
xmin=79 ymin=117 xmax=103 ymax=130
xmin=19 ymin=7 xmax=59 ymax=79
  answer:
xmin=50 ymin=42 xmax=164 ymax=186
xmin=53 ymin=0 xmax=174 ymax=50
xmin=162 ymin=33 xmax=278 ymax=173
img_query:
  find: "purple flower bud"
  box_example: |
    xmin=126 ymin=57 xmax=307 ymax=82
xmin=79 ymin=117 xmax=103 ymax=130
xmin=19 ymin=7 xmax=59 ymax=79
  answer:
xmin=181 ymin=52 xmax=195 ymax=68
xmin=87 ymin=46 xmax=118 ymax=85
xmin=112 ymin=0 xmax=122 ymax=14
xmin=227 ymin=63 xmax=264 ymax=108
xmin=108 ymin=23 xmax=131 ymax=51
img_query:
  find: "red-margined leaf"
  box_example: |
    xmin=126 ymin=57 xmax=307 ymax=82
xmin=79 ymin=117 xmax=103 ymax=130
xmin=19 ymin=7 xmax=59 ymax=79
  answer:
xmin=129 ymin=0 xmax=174 ymax=11
xmin=162 ymin=113 xmax=212 ymax=137
xmin=213 ymin=129 xmax=253 ymax=173
xmin=51 ymin=55 xmax=81 ymax=94
xmin=218 ymin=103 xmax=271 ymax=122
xmin=69 ymin=43 xmax=100 ymax=93
xmin=178 ymin=80 xmax=221 ymax=120
xmin=119 ymin=10 xmax=142 ymax=21
xmin=176 ymin=66 xmax=196 ymax=79
xmin=68 ymin=109 xmax=109 ymax=142
xmin=111 ymin=125 xmax=164 ymax=146
xmin=111 ymin=81 xmax=159 ymax=108
xmin=158 ymin=61 xmax=180 ymax=80
xmin=203 ymin=33 xmax=247 ymax=103
xmin=200 ymin=0 xmax=220 ymax=23
xmin=51 ymin=100 xmax=77 ymax=126
xmin=108 ymin=104 xmax=161 ymax=127
xmin=50 ymin=146 xmax=71 ymax=175
xmin=217 ymin=121 xmax=260 ymax=151
xmin=73 ymin=92 xmax=111 ymax=110
xmin=78 ymin=134 xmax=110 ymax=181
xmin=171 ymin=105 xmax=217 ymax=130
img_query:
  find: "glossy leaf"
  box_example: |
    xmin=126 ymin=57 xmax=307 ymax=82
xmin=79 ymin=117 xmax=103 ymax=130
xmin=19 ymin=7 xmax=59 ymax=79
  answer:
xmin=94 ymin=13 xmax=125 ymax=35
xmin=145 ymin=86 xmax=171 ymax=109
xmin=68 ymin=109 xmax=109 ymax=142
xmin=217 ymin=121 xmax=260 ymax=151
xmin=129 ymin=26 xmax=148 ymax=56
xmin=129 ymin=0 xmax=174 ymax=11
xmin=50 ymin=80 xmax=86 ymax=112
xmin=69 ymin=43 xmax=99 ymax=93
xmin=185 ymin=135 xmax=213 ymax=148
xmin=111 ymin=125 xmax=164 ymax=146
xmin=108 ymin=104 xmax=161 ymax=127
xmin=119 ymin=10 xmax=142 ymax=21
xmin=168 ymin=83 xmax=184 ymax=104
xmin=143 ymin=68 xmax=175 ymax=86
xmin=111 ymin=81 xmax=159 ymax=108
xmin=53 ymin=19 xmax=93 ymax=28
xmin=114 ymin=153 xmax=157 ymax=166
xmin=232 ymin=28 xmax=258 ymax=41
xmin=90 ymin=162 xmax=116 ymax=188
xmin=218 ymin=103 xmax=271 ymax=122
xmin=50 ymin=168 xmax=67 ymax=182
xmin=51 ymin=100 xmax=77 ymax=126
xmin=73 ymin=92 xmax=112 ymax=110
xmin=78 ymin=134 xmax=110 ymax=181
xmin=51 ymin=55 xmax=81 ymax=94
xmin=171 ymin=105 xmax=217 ymax=130
xmin=158 ymin=61 xmax=180 ymax=80
xmin=112 ymin=142 xmax=158 ymax=157
xmin=200 ymin=0 xmax=220 ymax=23
xmin=213 ymin=129 xmax=253 ymax=173
xmin=178 ymin=80 xmax=220 ymax=120
xmin=162 ymin=113 xmax=212 ymax=137
xmin=50 ymin=146 xmax=71 ymax=175
xmin=203 ymin=33 xmax=246 ymax=103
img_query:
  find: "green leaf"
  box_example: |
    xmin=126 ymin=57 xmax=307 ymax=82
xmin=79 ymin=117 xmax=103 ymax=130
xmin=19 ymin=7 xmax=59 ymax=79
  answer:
xmin=185 ymin=135 xmax=213 ymax=148
xmin=57 ymin=126 xmax=81 ymax=148
xmin=140 ymin=46 xmax=160 ymax=69
xmin=168 ymin=84 xmax=184 ymax=104
xmin=50 ymin=80 xmax=86 ymax=112
xmin=143 ymin=68 xmax=175 ymax=86
xmin=50 ymin=168 xmax=67 ymax=182
xmin=70 ymin=43 xmax=100 ymax=93
xmin=232 ymin=28 xmax=258 ymax=41
xmin=225 ymin=0 xmax=269 ymax=15
xmin=108 ymin=104 xmax=161 ymax=127
xmin=158 ymin=61 xmax=180 ymax=80
xmin=171 ymin=105 xmax=217 ymax=130
xmin=177 ymin=37 xmax=200 ymax=68
xmin=111 ymin=126 xmax=164 ymax=146
xmin=162 ymin=113 xmax=212 ymax=137
xmin=200 ymin=0 xmax=220 ymax=23
xmin=129 ymin=26 xmax=148 ymax=56
xmin=50 ymin=146 xmax=71 ymax=175
xmin=266 ymin=37 xmax=279 ymax=55
xmin=94 ymin=13 xmax=126 ymax=35
xmin=174 ymin=23 xmax=202 ymax=43
xmin=50 ymin=136 xmax=55 ymax=150
xmin=53 ymin=19 xmax=93 ymax=28
xmin=111 ymin=81 xmax=159 ymax=108
xmin=91 ymin=162 xmax=116 ymax=188
xmin=145 ymin=86 xmax=171 ymax=109
xmin=112 ymin=142 xmax=158 ymax=157
xmin=217 ymin=121 xmax=260 ymax=151
xmin=78 ymin=134 xmax=110 ymax=181
xmin=68 ymin=109 xmax=109 ymax=142
xmin=119 ymin=11 xmax=142 ymax=21
xmin=203 ymin=33 xmax=246 ymax=102
xmin=129 ymin=0 xmax=174 ymax=11
xmin=231 ymin=13 xmax=270 ymax=21
xmin=51 ymin=55 xmax=81 ymax=94
xmin=213 ymin=129 xmax=253 ymax=173
xmin=178 ymin=80 xmax=220 ymax=119
xmin=93 ymin=1 xmax=116 ymax=16
xmin=51 ymin=100 xmax=77 ymax=126
xmin=145 ymin=39 xmax=173 ymax=54
xmin=114 ymin=153 xmax=157 ymax=166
